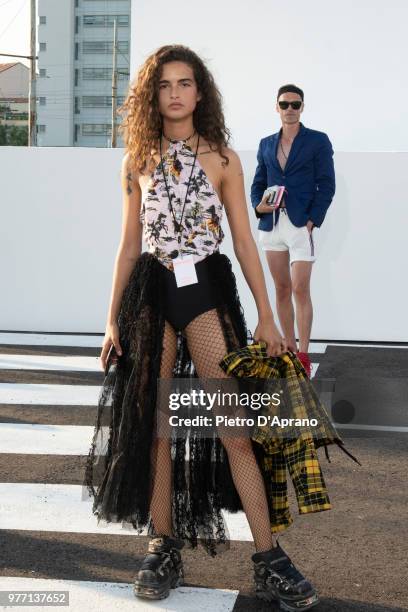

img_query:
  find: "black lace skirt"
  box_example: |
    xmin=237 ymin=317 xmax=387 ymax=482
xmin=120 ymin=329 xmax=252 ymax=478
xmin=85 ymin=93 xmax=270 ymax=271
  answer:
xmin=83 ymin=251 xmax=253 ymax=556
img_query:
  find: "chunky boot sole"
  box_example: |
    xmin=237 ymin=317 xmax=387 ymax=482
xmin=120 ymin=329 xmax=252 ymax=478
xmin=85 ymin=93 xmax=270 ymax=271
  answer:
xmin=256 ymin=589 xmax=319 ymax=611
xmin=133 ymin=565 xmax=184 ymax=600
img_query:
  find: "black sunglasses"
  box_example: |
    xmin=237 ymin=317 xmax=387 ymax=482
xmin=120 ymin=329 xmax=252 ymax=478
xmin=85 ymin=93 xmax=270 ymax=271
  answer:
xmin=278 ymin=101 xmax=302 ymax=110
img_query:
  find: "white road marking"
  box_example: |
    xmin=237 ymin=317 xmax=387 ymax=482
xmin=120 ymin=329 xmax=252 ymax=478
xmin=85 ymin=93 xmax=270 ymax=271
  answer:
xmin=2 ymin=333 xmax=407 ymax=351
xmin=0 ymin=577 xmax=238 ymax=612
xmin=324 ymin=342 xmax=408 ymax=349
xmin=307 ymin=343 xmax=328 ymax=353
xmin=335 ymin=423 xmax=408 ymax=433
xmin=0 ymin=333 xmax=102 ymax=347
xmin=2 ymin=417 xmax=404 ymax=457
xmin=0 ymin=423 xmax=95 ymax=455
xmin=0 ymin=483 xmax=253 ymax=541
xmin=0 ymin=354 xmax=100 ymax=371
xmin=0 ymin=383 xmax=100 ymax=405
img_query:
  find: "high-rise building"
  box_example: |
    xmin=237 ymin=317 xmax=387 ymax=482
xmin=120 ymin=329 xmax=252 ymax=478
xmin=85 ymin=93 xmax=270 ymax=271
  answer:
xmin=37 ymin=0 xmax=131 ymax=147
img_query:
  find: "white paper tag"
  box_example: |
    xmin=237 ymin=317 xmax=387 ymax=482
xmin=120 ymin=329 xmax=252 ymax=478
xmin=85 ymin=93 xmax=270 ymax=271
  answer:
xmin=173 ymin=255 xmax=198 ymax=287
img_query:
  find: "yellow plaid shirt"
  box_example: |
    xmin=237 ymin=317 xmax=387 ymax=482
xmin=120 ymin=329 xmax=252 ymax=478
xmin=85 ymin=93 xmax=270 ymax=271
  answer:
xmin=219 ymin=341 xmax=361 ymax=532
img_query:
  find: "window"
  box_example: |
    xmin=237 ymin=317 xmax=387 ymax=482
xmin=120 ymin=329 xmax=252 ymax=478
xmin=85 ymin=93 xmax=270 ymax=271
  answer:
xmin=75 ymin=0 xmax=79 ymax=7
xmin=83 ymin=40 xmax=129 ymax=54
xmin=83 ymin=14 xmax=129 ymax=27
xmin=39 ymin=42 xmax=47 ymax=52
xmin=39 ymin=96 xmax=46 ymax=106
xmin=75 ymin=16 xmax=79 ymax=34
xmin=39 ymin=16 xmax=46 ymax=25
xmin=75 ymin=42 xmax=79 ymax=60
xmin=82 ymin=96 xmax=111 ymax=107
xmin=83 ymin=67 xmax=108 ymax=80
xmin=74 ymin=97 xmax=80 ymax=114
xmin=74 ymin=68 xmax=79 ymax=86
xmin=74 ymin=124 xmax=79 ymax=142
xmin=37 ymin=125 xmax=46 ymax=133
xmin=83 ymin=41 xmax=108 ymax=54
xmin=80 ymin=95 xmax=125 ymax=108
xmin=82 ymin=67 xmax=128 ymax=80
xmin=82 ymin=123 xmax=111 ymax=136
xmin=39 ymin=68 xmax=47 ymax=77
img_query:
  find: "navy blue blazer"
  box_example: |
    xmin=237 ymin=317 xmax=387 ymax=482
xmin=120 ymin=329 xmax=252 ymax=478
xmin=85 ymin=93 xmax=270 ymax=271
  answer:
xmin=250 ymin=123 xmax=335 ymax=231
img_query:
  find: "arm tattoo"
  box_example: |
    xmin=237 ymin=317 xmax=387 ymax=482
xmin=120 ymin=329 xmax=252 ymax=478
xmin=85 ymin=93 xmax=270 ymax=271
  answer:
xmin=126 ymin=171 xmax=133 ymax=195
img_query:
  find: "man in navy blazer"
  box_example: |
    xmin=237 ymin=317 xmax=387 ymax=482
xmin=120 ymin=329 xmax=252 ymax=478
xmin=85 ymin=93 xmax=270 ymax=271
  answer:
xmin=250 ymin=84 xmax=335 ymax=376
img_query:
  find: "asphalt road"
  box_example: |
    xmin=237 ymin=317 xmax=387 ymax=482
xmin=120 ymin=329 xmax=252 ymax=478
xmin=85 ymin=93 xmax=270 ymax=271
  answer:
xmin=0 ymin=336 xmax=407 ymax=611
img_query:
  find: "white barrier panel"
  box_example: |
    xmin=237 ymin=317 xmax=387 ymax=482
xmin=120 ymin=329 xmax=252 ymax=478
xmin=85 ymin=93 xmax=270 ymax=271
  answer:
xmin=0 ymin=147 xmax=406 ymax=341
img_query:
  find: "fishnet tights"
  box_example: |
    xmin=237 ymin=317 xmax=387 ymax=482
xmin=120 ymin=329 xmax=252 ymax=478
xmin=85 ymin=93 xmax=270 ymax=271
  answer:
xmin=149 ymin=309 xmax=275 ymax=553
xmin=148 ymin=320 xmax=177 ymax=537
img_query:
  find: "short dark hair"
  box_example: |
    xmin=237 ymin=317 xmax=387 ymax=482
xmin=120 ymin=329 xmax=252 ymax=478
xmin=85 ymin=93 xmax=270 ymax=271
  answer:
xmin=277 ymin=84 xmax=304 ymax=101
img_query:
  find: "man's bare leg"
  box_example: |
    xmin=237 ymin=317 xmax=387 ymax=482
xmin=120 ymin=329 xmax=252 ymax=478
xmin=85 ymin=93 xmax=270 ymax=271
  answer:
xmin=291 ymin=261 xmax=313 ymax=353
xmin=265 ymin=250 xmax=297 ymax=351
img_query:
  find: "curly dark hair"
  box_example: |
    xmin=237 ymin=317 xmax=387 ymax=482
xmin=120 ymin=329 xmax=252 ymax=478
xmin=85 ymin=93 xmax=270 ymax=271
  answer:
xmin=117 ymin=45 xmax=231 ymax=172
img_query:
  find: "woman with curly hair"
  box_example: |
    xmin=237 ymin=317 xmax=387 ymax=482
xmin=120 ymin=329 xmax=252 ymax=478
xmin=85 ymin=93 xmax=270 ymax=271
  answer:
xmin=84 ymin=44 xmax=322 ymax=611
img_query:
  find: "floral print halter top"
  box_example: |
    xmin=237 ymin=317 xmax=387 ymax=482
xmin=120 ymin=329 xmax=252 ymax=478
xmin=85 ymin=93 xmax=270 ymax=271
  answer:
xmin=140 ymin=137 xmax=225 ymax=272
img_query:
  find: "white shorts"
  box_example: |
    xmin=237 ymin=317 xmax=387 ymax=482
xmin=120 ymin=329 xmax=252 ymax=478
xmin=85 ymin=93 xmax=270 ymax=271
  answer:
xmin=258 ymin=208 xmax=316 ymax=264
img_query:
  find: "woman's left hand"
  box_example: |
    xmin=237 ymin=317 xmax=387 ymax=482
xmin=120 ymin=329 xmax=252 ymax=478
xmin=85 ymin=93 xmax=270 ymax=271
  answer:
xmin=253 ymin=318 xmax=288 ymax=357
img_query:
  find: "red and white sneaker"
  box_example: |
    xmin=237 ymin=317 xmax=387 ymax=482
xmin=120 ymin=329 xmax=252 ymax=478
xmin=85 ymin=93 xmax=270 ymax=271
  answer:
xmin=296 ymin=351 xmax=312 ymax=378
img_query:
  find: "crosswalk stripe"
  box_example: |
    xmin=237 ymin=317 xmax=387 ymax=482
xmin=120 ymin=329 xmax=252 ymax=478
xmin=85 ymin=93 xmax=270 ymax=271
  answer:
xmin=0 ymin=369 xmax=322 ymax=406
xmin=0 ymin=333 xmax=103 ymax=347
xmin=0 ymin=384 xmax=100 ymax=405
xmin=336 ymin=423 xmax=408 ymax=433
xmin=0 ymin=424 xmax=94 ymax=455
xmin=307 ymin=342 xmax=327 ymax=353
xmin=0 ymin=483 xmax=253 ymax=541
xmin=0 ymin=355 xmax=100 ymax=371
xmin=0 ymin=577 xmax=239 ymax=611
xmin=2 ymin=337 xmax=406 ymax=350
xmin=317 ymin=341 xmax=408 ymax=349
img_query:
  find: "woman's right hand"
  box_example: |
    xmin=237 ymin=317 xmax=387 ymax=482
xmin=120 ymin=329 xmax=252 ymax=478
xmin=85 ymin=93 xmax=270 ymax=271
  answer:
xmin=256 ymin=193 xmax=274 ymax=214
xmin=100 ymin=321 xmax=122 ymax=373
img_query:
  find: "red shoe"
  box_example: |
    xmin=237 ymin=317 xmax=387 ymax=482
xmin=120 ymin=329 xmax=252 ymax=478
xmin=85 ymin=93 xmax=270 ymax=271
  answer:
xmin=296 ymin=351 xmax=312 ymax=378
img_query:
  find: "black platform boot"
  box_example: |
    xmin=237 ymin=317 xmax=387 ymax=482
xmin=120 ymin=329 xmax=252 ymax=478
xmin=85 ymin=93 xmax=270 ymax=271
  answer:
xmin=133 ymin=534 xmax=185 ymax=600
xmin=252 ymin=541 xmax=319 ymax=611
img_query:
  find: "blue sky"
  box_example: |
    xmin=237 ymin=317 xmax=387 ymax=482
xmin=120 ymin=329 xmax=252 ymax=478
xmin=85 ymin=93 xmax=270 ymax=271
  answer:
xmin=0 ymin=0 xmax=30 ymax=68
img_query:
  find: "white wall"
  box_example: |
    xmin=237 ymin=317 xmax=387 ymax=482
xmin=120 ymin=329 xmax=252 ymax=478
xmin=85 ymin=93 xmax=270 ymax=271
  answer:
xmin=130 ymin=0 xmax=408 ymax=152
xmin=0 ymin=147 xmax=406 ymax=341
